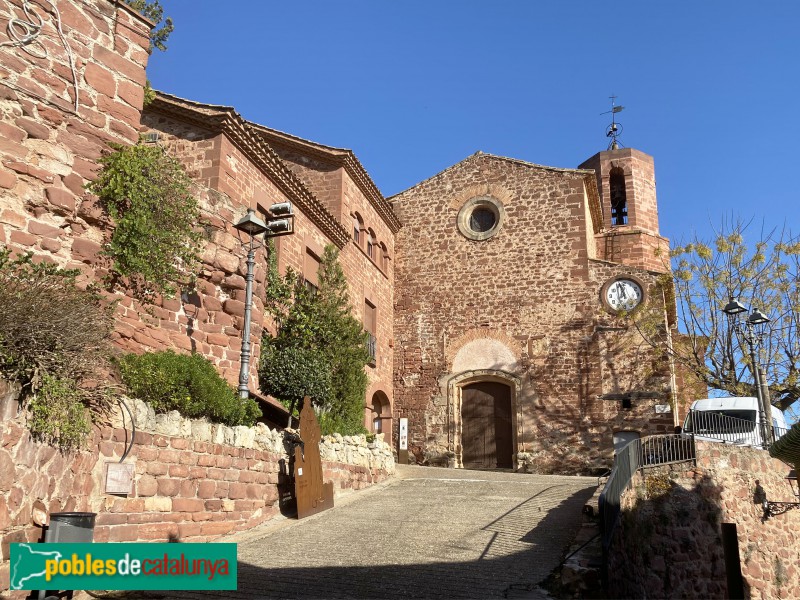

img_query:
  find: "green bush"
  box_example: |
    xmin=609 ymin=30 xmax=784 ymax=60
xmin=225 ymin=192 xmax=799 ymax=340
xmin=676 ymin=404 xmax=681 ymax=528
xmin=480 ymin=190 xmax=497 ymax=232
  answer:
xmin=119 ymin=350 xmax=261 ymax=426
xmin=259 ymin=245 xmax=369 ymax=435
xmin=27 ymin=375 xmax=93 ymax=450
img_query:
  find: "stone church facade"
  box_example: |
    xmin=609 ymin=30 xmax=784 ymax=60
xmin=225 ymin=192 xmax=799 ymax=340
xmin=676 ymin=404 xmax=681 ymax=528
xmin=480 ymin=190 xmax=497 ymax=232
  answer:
xmin=0 ymin=0 xmax=688 ymax=473
xmin=391 ymin=149 xmax=678 ymax=472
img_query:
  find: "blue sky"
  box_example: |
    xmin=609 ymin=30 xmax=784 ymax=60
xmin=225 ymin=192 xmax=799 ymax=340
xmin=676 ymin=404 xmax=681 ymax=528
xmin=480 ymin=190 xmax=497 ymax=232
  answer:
xmin=147 ymin=1 xmax=799 ymax=246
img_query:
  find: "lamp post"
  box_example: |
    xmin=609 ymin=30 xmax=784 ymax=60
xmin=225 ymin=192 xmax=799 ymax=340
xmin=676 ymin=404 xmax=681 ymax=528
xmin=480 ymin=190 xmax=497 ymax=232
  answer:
xmin=722 ymin=297 xmax=774 ymax=447
xmin=233 ymin=204 xmax=295 ymax=400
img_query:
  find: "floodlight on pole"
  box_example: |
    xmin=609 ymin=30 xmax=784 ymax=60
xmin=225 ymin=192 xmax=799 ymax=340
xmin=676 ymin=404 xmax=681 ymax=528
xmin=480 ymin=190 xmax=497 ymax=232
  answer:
xmin=233 ymin=204 xmax=296 ymax=400
xmin=721 ymin=299 xmax=774 ymax=447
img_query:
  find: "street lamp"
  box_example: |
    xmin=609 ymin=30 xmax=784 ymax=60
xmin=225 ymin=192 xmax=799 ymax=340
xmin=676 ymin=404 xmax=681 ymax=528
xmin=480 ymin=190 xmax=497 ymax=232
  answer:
xmin=233 ymin=204 xmax=295 ymax=399
xmin=722 ymin=297 xmax=773 ymax=447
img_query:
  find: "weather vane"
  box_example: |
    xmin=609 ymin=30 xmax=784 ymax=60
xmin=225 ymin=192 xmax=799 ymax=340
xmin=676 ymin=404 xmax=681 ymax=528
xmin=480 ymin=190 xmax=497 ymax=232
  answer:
xmin=601 ymin=95 xmax=625 ymax=150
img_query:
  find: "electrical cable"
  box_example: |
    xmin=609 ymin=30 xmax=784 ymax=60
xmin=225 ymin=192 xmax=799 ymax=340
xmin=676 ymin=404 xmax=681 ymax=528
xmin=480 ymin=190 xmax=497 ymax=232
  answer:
xmin=1 ymin=0 xmax=79 ymax=113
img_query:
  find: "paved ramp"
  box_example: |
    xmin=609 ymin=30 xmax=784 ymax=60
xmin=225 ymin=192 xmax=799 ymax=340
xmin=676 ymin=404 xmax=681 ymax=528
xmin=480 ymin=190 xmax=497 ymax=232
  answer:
xmin=160 ymin=465 xmax=597 ymax=599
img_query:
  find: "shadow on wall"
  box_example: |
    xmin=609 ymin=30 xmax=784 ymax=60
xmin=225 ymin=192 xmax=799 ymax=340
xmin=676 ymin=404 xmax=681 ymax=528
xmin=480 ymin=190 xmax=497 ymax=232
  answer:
xmin=607 ymin=471 xmax=749 ymax=599
xmin=136 ymin=484 xmax=598 ymax=600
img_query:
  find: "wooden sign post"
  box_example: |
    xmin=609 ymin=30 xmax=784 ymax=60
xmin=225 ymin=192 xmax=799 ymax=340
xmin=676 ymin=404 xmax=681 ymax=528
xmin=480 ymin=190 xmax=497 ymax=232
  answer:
xmin=294 ymin=397 xmax=334 ymax=519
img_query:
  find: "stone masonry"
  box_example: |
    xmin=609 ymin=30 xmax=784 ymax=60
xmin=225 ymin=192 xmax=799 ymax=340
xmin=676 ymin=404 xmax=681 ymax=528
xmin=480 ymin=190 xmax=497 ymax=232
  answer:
xmin=0 ymin=379 xmax=394 ymax=595
xmin=609 ymin=441 xmax=800 ymax=599
xmin=1 ymin=1 xmax=397 ymax=428
xmin=138 ymin=93 xmax=399 ymax=434
xmin=0 ymin=0 xmax=151 ymax=272
xmin=391 ymin=151 xmax=678 ymax=472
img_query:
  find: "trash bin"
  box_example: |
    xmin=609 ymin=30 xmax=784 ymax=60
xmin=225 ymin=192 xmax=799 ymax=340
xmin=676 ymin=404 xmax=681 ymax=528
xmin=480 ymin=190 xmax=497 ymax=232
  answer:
xmin=45 ymin=512 xmax=96 ymax=543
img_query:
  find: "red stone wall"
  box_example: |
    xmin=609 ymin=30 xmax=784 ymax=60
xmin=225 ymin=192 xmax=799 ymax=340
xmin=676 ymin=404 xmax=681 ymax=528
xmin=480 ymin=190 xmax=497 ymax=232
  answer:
xmin=0 ymin=0 xmax=151 ymax=257
xmin=595 ymin=227 xmax=671 ymax=273
xmin=246 ymin=135 xmax=397 ymax=440
xmin=609 ymin=441 xmax=800 ymax=599
xmin=0 ymin=386 xmax=393 ymax=595
xmin=391 ymin=153 xmax=675 ymax=472
xmin=138 ymin=108 xmax=396 ymax=422
xmin=337 ymin=174 xmax=395 ymax=437
xmin=270 ymin=147 xmax=344 ymax=222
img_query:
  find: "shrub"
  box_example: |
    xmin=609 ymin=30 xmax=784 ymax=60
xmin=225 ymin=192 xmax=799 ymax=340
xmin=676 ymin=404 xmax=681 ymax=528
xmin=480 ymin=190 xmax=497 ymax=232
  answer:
xmin=0 ymin=249 xmax=114 ymax=449
xmin=258 ymin=341 xmax=332 ymax=421
xmin=27 ymin=375 xmax=93 ymax=450
xmin=86 ymin=143 xmax=202 ymax=302
xmin=119 ymin=350 xmax=261 ymax=426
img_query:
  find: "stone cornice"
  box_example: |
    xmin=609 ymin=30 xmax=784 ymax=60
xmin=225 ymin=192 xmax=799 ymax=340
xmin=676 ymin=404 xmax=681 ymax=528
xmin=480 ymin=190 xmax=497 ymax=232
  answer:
xmin=147 ymin=92 xmax=350 ymax=249
xmin=246 ymin=123 xmax=402 ymax=234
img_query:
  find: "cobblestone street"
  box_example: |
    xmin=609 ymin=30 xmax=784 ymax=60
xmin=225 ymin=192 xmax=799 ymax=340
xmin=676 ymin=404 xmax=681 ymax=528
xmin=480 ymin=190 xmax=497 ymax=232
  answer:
xmin=149 ymin=465 xmax=597 ymax=599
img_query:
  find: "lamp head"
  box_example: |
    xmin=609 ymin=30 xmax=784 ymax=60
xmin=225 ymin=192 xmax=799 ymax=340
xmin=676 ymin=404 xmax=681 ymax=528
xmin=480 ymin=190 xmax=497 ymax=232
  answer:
xmin=234 ymin=208 xmax=268 ymax=236
xmin=748 ymin=308 xmax=771 ymax=326
xmin=268 ymin=202 xmax=293 ymax=217
xmin=264 ymin=219 xmax=292 ymax=236
xmin=723 ymin=297 xmax=748 ymax=316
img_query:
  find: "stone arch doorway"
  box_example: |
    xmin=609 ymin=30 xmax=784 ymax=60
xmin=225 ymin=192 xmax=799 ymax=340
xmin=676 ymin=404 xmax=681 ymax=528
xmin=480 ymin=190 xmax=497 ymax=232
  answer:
xmin=368 ymin=390 xmax=392 ymax=444
xmin=460 ymin=380 xmax=514 ymax=469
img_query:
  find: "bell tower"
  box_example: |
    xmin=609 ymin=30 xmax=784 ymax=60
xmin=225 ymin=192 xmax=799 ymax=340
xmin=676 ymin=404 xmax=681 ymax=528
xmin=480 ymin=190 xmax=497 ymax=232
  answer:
xmin=579 ymin=105 xmax=669 ymax=273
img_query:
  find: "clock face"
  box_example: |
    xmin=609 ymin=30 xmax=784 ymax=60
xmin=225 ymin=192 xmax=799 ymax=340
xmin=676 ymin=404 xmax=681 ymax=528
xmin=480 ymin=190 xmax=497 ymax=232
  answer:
xmin=604 ymin=279 xmax=643 ymax=311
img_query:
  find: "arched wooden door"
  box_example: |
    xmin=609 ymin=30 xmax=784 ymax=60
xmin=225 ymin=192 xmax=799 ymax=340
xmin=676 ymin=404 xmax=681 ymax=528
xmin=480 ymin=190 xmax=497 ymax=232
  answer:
xmin=461 ymin=381 xmax=513 ymax=469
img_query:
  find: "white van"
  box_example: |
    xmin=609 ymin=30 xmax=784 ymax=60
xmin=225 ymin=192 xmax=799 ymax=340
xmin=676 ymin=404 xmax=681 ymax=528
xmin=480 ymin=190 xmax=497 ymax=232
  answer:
xmin=683 ymin=397 xmax=788 ymax=448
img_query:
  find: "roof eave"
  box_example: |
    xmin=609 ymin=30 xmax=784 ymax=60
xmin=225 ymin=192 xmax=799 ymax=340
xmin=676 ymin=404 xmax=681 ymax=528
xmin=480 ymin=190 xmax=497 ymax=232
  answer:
xmin=148 ymin=92 xmax=350 ymax=249
xmin=246 ymin=122 xmax=402 ymax=233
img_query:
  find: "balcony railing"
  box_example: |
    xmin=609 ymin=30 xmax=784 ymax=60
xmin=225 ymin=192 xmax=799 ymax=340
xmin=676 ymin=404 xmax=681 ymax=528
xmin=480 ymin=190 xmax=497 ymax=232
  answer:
xmin=366 ymin=333 xmax=376 ymax=367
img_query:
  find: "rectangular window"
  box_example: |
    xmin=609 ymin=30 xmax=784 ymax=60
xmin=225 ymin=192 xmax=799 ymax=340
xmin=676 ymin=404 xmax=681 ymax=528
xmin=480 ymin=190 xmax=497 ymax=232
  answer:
xmin=304 ymin=248 xmax=320 ymax=292
xmin=364 ymin=299 xmax=376 ymax=334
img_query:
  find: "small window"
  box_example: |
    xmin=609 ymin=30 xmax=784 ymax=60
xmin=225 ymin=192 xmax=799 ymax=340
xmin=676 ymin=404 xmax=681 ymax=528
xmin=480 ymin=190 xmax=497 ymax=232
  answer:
xmin=364 ymin=299 xmax=376 ymax=335
xmin=364 ymin=299 xmax=377 ymax=366
xmin=367 ymin=229 xmax=376 ymax=260
xmin=379 ymin=242 xmax=389 ymax=271
xmin=303 ymin=248 xmax=320 ymax=292
xmin=353 ymin=213 xmax=364 ymax=245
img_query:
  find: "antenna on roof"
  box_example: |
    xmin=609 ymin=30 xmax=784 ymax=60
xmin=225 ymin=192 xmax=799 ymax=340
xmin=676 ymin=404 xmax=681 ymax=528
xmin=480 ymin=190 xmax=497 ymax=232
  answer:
xmin=600 ymin=95 xmax=625 ymax=150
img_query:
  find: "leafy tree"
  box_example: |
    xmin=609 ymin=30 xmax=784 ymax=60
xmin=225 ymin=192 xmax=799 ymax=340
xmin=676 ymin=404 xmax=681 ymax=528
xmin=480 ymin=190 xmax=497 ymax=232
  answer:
xmin=122 ymin=0 xmax=174 ymax=53
xmin=86 ymin=143 xmax=202 ymax=302
xmin=259 ymin=245 xmax=370 ymax=434
xmin=639 ymin=219 xmax=800 ymax=412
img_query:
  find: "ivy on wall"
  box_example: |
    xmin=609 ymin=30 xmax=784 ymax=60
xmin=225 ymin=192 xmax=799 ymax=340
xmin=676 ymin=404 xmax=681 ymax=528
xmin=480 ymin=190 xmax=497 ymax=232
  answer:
xmin=87 ymin=143 xmax=202 ymax=302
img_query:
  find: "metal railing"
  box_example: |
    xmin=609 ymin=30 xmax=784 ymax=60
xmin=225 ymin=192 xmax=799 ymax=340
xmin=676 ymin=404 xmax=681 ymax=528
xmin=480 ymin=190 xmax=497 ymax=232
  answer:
xmin=683 ymin=409 xmax=788 ymax=449
xmin=366 ymin=333 xmax=377 ymax=366
xmin=599 ymin=419 xmax=789 ymax=590
xmin=599 ymin=434 xmax=696 ymax=550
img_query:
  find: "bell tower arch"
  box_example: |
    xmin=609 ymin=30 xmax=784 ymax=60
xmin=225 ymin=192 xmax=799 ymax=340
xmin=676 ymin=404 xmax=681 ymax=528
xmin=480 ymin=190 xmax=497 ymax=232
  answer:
xmin=579 ymin=147 xmax=669 ymax=273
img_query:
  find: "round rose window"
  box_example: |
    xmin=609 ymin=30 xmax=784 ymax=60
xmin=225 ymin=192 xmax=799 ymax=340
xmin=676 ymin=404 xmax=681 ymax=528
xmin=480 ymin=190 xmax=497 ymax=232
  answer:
xmin=457 ymin=197 xmax=505 ymax=241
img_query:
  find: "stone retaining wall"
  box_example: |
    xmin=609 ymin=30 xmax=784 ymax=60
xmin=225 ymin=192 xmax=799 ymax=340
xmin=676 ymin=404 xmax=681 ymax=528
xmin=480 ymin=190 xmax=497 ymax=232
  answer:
xmin=608 ymin=440 xmax=799 ymax=599
xmin=0 ymin=388 xmax=395 ymax=594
